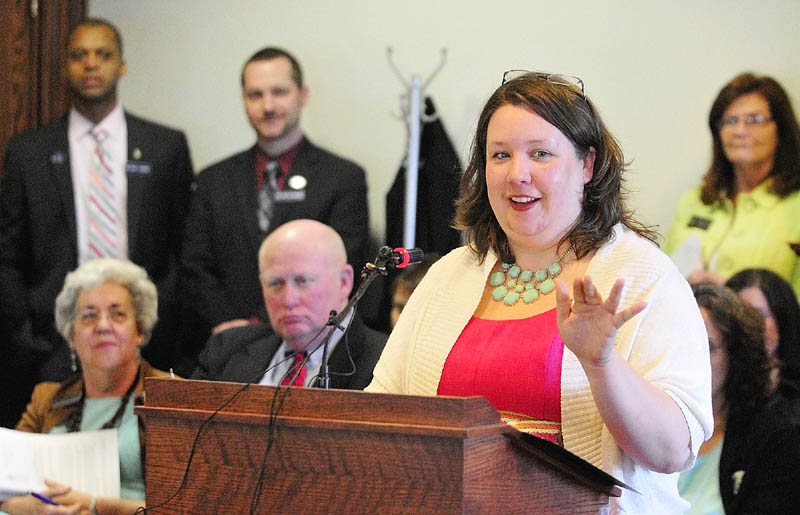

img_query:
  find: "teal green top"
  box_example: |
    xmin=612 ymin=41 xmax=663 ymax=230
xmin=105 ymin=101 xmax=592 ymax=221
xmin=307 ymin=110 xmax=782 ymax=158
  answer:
xmin=678 ymin=440 xmax=723 ymax=515
xmin=664 ymin=180 xmax=800 ymax=299
xmin=50 ymin=395 xmax=144 ymax=500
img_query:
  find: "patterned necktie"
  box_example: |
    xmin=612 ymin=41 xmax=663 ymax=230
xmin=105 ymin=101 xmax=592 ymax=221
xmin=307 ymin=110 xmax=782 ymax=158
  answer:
xmin=257 ymin=159 xmax=281 ymax=233
xmin=281 ymin=352 xmax=307 ymax=387
xmin=87 ymin=127 xmax=118 ymax=258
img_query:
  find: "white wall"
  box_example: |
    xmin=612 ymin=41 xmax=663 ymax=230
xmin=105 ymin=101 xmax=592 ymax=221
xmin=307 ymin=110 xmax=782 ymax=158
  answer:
xmin=90 ymin=0 xmax=800 ymax=243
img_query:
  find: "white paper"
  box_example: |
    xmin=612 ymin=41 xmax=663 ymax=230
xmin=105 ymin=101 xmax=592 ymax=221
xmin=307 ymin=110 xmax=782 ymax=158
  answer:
xmin=0 ymin=428 xmax=120 ymax=502
xmin=669 ymin=233 xmax=704 ymax=277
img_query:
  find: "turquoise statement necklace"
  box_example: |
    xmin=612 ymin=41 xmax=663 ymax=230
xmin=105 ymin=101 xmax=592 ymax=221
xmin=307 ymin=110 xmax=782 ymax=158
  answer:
xmin=490 ymin=260 xmax=563 ymax=306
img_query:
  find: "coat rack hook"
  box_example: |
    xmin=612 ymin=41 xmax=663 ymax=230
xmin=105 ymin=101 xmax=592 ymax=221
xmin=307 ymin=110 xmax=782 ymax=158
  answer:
xmin=422 ymin=48 xmax=447 ymax=90
xmin=386 ymin=47 xmax=409 ymax=89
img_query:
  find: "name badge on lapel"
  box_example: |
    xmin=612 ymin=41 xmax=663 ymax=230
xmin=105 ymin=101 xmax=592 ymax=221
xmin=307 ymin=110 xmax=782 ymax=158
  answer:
xmin=274 ymin=175 xmax=307 ymax=202
xmin=126 ymin=161 xmax=152 ymax=175
xmin=688 ymin=216 xmax=711 ymax=230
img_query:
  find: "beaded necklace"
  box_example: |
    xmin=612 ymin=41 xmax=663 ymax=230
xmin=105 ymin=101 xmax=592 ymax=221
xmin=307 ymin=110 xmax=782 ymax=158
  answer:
xmin=64 ymin=365 xmax=141 ymax=433
xmin=490 ymin=258 xmax=564 ymax=306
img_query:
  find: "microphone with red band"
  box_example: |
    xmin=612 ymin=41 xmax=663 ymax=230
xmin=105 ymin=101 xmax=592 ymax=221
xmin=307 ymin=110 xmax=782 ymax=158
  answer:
xmin=391 ymin=247 xmax=424 ymax=268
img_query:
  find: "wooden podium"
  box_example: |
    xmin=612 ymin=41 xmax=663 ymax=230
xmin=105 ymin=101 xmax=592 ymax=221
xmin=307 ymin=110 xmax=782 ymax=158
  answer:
xmin=136 ymin=378 xmax=622 ymax=513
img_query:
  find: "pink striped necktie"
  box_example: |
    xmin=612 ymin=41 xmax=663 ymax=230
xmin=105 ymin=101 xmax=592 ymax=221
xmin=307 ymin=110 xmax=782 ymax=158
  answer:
xmin=87 ymin=127 xmax=119 ymax=258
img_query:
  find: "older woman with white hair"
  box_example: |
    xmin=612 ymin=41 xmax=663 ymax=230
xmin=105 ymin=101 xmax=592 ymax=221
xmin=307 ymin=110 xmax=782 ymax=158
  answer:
xmin=1 ymin=259 xmax=172 ymax=515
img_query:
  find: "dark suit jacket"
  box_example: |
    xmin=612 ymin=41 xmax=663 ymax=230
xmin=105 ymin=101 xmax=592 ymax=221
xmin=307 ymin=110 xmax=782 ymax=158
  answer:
xmin=719 ymin=393 xmax=800 ymax=513
xmin=180 ymin=139 xmax=369 ymax=351
xmin=0 ymin=111 xmax=194 ymax=380
xmin=191 ymin=315 xmax=387 ymax=390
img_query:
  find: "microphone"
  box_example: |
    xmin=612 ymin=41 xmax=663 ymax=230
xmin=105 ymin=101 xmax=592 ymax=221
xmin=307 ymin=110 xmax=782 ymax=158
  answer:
xmin=390 ymin=247 xmax=424 ymax=269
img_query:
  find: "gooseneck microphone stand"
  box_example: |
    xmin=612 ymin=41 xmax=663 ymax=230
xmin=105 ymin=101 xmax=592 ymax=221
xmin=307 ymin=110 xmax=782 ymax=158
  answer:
xmin=314 ymin=246 xmax=400 ymax=389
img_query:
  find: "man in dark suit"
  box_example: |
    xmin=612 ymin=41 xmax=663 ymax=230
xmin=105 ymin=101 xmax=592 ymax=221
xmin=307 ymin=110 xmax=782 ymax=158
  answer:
xmin=180 ymin=47 xmax=369 ymax=359
xmin=192 ymin=220 xmax=386 ymax=389
xmin=0 ymin=19 xmax=193 ymax=427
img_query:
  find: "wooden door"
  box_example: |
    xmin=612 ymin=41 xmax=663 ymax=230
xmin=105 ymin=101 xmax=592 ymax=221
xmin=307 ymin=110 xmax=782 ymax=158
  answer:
xmin=0 ymin=0 xmax=85 ymax=177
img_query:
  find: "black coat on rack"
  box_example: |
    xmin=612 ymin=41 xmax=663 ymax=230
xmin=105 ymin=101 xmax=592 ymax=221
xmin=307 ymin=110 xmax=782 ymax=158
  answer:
xmin=385 ymin=97 xmax=462 ymax=256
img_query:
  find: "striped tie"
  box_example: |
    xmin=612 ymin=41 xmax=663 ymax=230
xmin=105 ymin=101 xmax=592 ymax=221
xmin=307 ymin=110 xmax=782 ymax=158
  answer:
xmin=257 ymin=159 xmax=281 ymax=233
xmin=281 ymin=352 xmax=307 ymax=387
xmin=87 ymin=128 xmax=118 ymax=258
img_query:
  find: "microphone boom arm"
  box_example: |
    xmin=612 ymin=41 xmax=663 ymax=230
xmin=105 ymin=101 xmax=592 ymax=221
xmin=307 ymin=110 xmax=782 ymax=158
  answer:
xmin=315 ymin=247 xmax=399 ymax=388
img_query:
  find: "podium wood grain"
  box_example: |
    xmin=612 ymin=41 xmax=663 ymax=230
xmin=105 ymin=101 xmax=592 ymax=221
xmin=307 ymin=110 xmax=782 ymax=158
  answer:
xmin=136 ymin=378 xmax=614 ymax=514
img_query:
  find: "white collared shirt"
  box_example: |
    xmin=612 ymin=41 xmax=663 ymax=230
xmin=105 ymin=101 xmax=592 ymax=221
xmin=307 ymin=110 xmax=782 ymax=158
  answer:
xmin=68 ymin=104 xmax=129 ymax=263
xmin=259 ymin=308 xmax=355 ymax=387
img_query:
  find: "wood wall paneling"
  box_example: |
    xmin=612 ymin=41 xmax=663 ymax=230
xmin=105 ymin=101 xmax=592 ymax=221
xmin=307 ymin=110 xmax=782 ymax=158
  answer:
xmin=0 ymin=0 xmax=85 ymax=179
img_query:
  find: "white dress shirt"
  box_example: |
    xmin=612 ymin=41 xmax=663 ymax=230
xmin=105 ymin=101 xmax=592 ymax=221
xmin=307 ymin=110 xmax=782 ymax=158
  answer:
xmin=259 ymin=308 xmax=355 ymax=387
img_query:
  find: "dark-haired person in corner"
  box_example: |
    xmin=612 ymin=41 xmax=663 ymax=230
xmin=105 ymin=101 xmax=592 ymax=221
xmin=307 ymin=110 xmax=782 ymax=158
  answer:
xmin=679 ymin=282 xmax=800 ymax=514
xmin=726 ymin=268 xmax=800 ymax=396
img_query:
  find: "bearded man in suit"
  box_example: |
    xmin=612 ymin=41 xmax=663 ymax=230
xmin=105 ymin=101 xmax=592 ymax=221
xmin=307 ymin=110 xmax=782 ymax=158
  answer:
xmin=0 ymin=18 xmax=194 ymax=427
xmin=180 ymin=47 xmax=370 ymax=360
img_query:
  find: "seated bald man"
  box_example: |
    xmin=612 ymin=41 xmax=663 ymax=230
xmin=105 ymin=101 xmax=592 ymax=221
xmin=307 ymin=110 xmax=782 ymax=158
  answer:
xmin=191 ymin=219 xmax=387 ymax=388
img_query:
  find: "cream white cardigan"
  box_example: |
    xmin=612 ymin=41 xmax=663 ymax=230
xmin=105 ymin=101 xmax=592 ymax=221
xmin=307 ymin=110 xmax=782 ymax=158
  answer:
xmin=367 ymin=225 xmax=713 ymax=513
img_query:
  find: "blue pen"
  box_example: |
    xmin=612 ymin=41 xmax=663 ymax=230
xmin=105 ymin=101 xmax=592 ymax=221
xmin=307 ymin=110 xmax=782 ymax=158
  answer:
xmin=31 ymin=492 xmax=59 ymax=506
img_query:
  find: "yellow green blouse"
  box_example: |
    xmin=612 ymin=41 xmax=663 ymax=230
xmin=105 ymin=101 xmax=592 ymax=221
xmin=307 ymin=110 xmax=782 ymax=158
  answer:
xmin=664 ymin=180 xmax=800 ymax=298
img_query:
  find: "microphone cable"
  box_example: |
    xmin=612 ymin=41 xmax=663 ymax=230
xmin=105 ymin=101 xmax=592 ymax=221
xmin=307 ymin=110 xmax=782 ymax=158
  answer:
xmin=136 ymin=336 xmax=318 ymax=513
xmin=138 ymin=309 xmax=358 ymax=512
xmin=248 ymin=308 xmax=357 ymax=512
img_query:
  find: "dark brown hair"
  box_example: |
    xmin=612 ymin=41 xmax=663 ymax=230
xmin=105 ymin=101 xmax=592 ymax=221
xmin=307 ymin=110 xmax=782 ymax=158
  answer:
xmin=726 ymin=268 xmax=800 ymax=394
xmin=693 ymin=282 xmax=770 ymax=419
xmin=241 ymin=47 xmax=303 ymax=88
xmin=455 ymin=74 xmax=656 ymax=264
xmin=701 ymin=72 xmax=800 ymax=204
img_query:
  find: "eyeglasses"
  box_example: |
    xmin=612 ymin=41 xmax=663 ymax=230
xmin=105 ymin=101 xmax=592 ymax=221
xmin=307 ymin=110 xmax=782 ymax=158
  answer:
xmin=717 ymin=113 xmax=773 ymax=130
xmin=76 ymin=308 xmax=132 ymax=327
xmin=501 ymin=69 xmax=586 ymax=98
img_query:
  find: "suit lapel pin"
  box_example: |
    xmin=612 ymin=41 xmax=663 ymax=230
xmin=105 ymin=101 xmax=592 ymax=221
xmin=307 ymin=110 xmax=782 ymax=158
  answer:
xmin=288 ymin=175 xmax=307 ymax=190
xmin=50 ymin=151 xmax=66 ymax=164
xmin=133 ymin=148 xmax=142 ymax=160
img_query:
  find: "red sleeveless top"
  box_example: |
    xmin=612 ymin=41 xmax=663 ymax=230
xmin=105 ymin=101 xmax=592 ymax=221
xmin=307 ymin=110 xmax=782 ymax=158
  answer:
xmin=437 ymin=308 xmax=564 ymax=443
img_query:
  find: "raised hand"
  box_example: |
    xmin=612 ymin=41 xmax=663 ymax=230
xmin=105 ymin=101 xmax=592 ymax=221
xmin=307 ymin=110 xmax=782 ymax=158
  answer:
xmin=555 ymin=276 xmax=646 ymax=366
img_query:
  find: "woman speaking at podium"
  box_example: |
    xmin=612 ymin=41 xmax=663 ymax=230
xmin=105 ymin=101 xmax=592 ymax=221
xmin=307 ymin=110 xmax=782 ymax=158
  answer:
xmin=367 ymin=71 xmax=713 ymax=512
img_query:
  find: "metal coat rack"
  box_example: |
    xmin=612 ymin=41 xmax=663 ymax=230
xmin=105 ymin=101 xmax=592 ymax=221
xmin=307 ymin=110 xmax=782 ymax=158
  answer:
xmin=386 ymin=47 xmax=447 ymax=249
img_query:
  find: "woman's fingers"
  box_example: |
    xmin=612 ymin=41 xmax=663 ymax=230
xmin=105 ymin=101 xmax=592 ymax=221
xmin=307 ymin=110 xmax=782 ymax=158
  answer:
xmin=555 ymin=280 xmax=573 ymax=324
xmin=586 ymin=276 xmax=603 ymax=304
xmin=613 ymin=301 xmax=647 ymax=328
xmin=571 ymin=276 xmax=587 ymax=304
xmin=604 ymin=278 xmax=625 ymax=312
xmin=43 ymin=479 xmax=71 ymax=497
xmin=575 ymin=276 xmax=605 ymax=306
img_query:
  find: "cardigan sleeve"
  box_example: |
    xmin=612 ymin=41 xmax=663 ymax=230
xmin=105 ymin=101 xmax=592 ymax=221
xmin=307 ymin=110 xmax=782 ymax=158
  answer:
xmin=631 ymin=265 xmax=713 ymax=468
xmin=366 ymin=248 xmax=482 ymax=394
xmin=590 ymin=228 xmax=713 ymax=469
xmin=365 ymin=252 xmax=442 ymax=394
